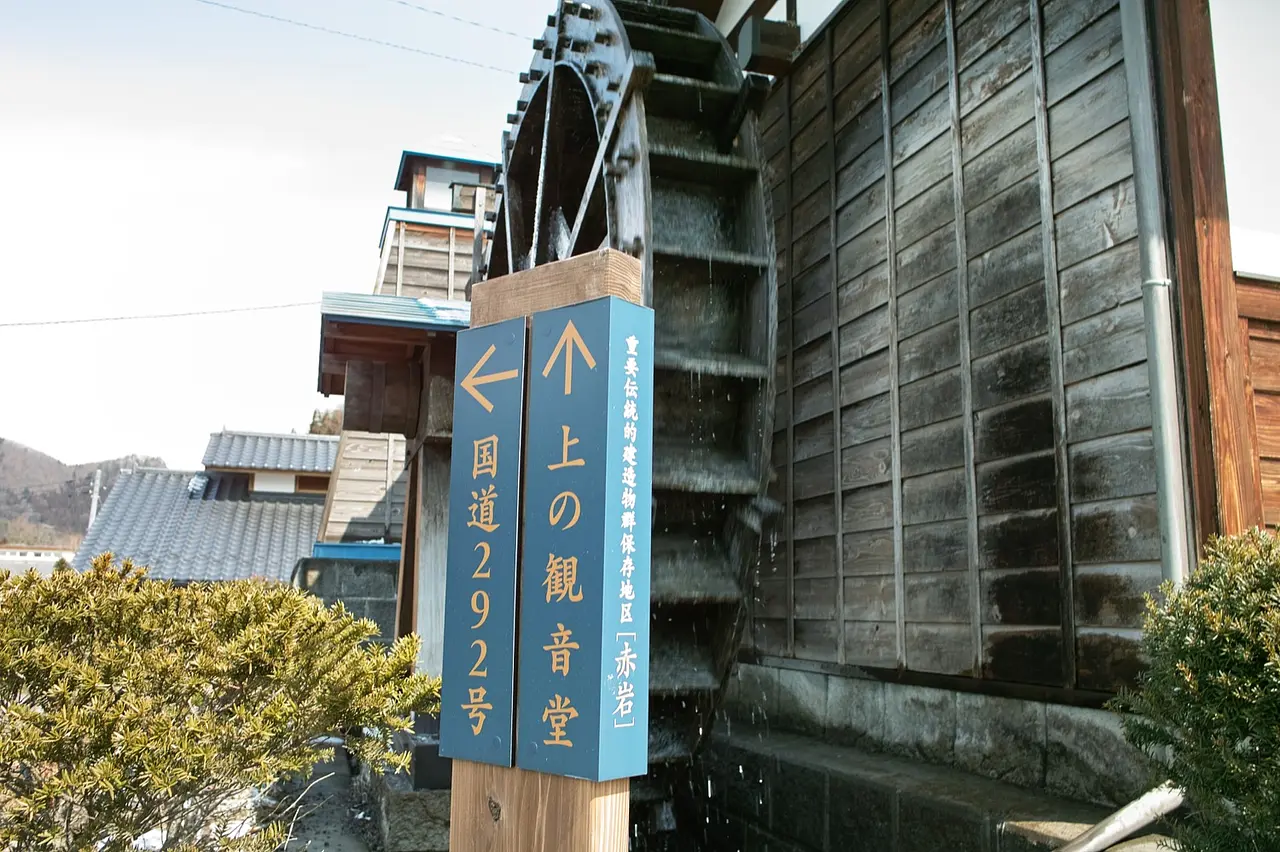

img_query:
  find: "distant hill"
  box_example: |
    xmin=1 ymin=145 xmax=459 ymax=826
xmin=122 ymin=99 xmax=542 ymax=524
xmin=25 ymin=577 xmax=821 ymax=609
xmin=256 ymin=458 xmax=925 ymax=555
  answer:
xmin=0 ymin=439 xmax=166 ymax=548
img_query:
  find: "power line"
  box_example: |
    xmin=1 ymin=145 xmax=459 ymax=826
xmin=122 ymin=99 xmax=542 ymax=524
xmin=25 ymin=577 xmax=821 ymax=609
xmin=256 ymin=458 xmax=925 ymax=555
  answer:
xmin=383 ymin=0 xmax=528 ymax=40
xmin=0 ymin=301 xmax=320 ymax=329
xmin=191 ymin=0 xmax=523 ymax=74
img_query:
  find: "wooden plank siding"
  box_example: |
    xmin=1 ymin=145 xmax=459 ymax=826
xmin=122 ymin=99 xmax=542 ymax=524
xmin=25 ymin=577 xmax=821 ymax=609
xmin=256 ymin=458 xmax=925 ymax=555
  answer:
xmin=376 ymin=223 xmax=476 ymax=301
xmin=751 ymin=0 xmax=1155 ymax=692
xmin=319 ymin=431 xmax=410 ymax=543
xmin=1236 ymin=277 xmax=1280 ymax=527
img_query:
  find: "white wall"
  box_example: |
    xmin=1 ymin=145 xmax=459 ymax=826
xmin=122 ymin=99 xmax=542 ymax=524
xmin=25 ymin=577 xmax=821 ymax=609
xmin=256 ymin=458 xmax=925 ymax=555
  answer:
xmin=425 ymin=163 xmax=482 ymax=212
xmin=251 ymin=471 xmax=296 ymax=494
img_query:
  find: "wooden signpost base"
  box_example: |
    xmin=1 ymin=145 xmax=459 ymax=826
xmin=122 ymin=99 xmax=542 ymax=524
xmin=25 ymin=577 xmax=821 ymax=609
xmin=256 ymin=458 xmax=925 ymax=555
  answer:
xmin=450 ymin=760 xmax=629 ymax=852
xmin=447 ymin=248 xmax=643 ymax=852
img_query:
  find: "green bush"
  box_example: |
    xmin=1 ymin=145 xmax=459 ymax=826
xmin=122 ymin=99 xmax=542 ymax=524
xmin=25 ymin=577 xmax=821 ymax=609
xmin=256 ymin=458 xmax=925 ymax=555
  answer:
xmin=1113 ymin=528 xmax=1280 ymax=851
xmin=0 ymin=553 xmax=440 ymax=851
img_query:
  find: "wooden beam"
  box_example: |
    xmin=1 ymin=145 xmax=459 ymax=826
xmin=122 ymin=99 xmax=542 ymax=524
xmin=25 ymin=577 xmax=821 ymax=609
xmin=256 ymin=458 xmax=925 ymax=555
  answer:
xmin=449 ymin=248 xmax=641 ymax=852
xmin=416 ymin=444 xmax=451 ymax=676
xmin=376 ymin=222 xmax=396 ymax=295
xmin=396 ymin=452 xmax=420 ymax=639
xmin=1029 ymin=0 xmax=1077 ymax=688
xmin=396 ymin=221 xmax=406 ymax=297
xmin=714 ymin=0 xmax=777 ymax=43
xmin=1157 ymin=0 xmax=1262 ymax=535
xmin=327 ymin=338 xmax=420 ymax=360
xmin=738 ymin=16 xmax=799 ymax=76
xmin=468 ymin=185 xmax=487 ymax=301
xmin=409 ymin=343 xmax=435 ymax=460
xmin=327 ymin=321 xmax=433 ymax=345
xmin=343 ymin=360 xmax=422 ymax=437
xmin=448 ymin=226 xmax=457 ymax=300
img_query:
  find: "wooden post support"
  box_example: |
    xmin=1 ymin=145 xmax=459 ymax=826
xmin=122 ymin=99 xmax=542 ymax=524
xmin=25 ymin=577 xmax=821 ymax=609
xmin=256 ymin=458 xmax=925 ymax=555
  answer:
xmin=444 ymin=248 xmax=644 ymax=852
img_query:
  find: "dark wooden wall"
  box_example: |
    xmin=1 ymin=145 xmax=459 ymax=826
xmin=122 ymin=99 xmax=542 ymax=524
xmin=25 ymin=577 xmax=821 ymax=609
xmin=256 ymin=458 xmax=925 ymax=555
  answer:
xmin=754 ymin=0 xmax=1157 ymax=692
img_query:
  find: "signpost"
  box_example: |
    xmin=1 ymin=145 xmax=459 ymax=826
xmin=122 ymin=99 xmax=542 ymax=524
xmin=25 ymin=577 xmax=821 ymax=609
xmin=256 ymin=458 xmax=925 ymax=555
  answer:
xmin=443 ymin=249 xmax=649 ymax=852
xmin=440 ymin=316 xmax=527 ymax=767
xmin=515 ymin=297 xmax=654 ymax=782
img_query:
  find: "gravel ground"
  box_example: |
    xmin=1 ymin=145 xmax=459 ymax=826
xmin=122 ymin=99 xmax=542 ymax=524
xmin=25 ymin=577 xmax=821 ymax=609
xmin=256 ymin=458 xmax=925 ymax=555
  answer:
xmin=282 ymin=753 xmax=381 ymax=852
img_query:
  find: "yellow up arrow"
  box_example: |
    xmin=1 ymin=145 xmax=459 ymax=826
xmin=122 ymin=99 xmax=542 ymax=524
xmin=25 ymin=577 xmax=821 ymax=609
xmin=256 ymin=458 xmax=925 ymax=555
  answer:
xmin=541 ymin=320 xmax=596 ymax=396
xmin=461 ymin=344 xmax=519 ymax=413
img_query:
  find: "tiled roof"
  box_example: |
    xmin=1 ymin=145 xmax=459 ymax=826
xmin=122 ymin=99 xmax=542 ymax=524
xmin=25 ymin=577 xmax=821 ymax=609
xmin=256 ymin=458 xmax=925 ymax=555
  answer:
xmin=72 ymin=469 xmax=324 ymax=584
xmin=202 ymin=431 xmax=338 ymax=473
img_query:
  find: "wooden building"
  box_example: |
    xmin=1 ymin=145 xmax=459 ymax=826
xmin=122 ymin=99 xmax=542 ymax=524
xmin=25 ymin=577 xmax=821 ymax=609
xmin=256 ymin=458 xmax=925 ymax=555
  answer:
xmin=317 ymin=290 xmax=466 ymax=675
xmin=750 ymin=0 xmax=1160 ymax=694
xmin=309 ymin=4 xmax=1279 ymax=842
xmin=697 ymin=0 xmax=1280 ymax=846
xmin=374 ymin=151 xmax=498 ymax=302
xmin=729 ymin=0 xmax=1268 ymax=699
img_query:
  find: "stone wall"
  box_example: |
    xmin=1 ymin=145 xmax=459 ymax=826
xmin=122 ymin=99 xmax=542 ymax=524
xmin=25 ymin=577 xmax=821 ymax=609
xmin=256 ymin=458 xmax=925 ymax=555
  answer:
xmin=723 ymin=662 xmax=1150 ymax=809
xmin=698 ymin=727 xmax=1170 ymax=852
xmin=294 ymin=557 xmax=399 ymax=645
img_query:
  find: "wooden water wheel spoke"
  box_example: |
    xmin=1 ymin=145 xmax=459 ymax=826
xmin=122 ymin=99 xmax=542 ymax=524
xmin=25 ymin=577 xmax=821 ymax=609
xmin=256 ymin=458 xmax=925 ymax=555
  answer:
xmin=481 ymin=2 xmax=777 ymax=845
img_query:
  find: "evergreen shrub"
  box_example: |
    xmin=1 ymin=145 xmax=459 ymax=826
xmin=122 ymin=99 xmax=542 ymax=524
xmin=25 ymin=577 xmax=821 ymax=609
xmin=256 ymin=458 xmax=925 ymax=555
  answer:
xmin=1114 ymin=528 xmax=1280 ymax=851
xmin=0 ymin=553 xmax=440 ymax=851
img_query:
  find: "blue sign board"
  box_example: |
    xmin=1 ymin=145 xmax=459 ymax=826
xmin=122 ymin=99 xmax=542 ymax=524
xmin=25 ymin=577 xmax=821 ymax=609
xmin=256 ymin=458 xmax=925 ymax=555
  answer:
xmin=439 ymin=316 xmax=527 ymax=766
xmin=515 ymin=296 xmax=654 ymax=782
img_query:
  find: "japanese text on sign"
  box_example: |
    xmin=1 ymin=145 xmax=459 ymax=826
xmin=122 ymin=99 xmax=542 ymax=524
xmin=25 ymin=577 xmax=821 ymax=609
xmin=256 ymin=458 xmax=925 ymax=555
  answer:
xmin=439 ymin=317 xmax=527 ymax=767
xmin=515 ymin=296 xmax=654 ymax=782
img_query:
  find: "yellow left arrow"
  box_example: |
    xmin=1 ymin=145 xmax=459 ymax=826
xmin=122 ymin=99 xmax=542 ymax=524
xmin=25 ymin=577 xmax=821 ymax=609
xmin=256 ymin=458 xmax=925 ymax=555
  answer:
xmin=461 ymin=344 xmax=519 ymax=413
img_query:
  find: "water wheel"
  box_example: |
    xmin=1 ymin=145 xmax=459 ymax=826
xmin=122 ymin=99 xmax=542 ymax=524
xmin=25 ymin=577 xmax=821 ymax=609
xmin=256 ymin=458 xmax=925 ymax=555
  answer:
xmin=480 ymin=2 xmax=777 ymax=845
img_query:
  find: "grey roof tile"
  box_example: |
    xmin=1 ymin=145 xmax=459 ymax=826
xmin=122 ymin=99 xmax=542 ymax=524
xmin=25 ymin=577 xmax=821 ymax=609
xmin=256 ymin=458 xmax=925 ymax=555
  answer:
xmin=72 ymin=469 xmax=324 ymax=584
xmin=202 ymin=431 xmax=339 ymax=473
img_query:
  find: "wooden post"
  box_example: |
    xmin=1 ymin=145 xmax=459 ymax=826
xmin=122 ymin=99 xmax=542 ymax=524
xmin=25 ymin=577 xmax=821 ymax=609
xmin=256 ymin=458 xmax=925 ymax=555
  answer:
xmin=1156 ymin=0 xmax=1264 ymax=536
xmin=395 ymin=452 xmax=420 ymax=640
xmin=396 ymin=221 xmax=407 ymax=297
xmin=466 ymin=187 xmax=488 ymax=302
xmin=448 ymin=227 xmax=457 ymax=301
xmin=447 ymin=248 xmax=642 ymax=852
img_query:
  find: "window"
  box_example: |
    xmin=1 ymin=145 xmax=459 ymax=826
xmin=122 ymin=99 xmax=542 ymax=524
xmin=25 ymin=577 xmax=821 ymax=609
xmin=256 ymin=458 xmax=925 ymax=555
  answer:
xmin=296 ymin=475 xmax=330 ymax=494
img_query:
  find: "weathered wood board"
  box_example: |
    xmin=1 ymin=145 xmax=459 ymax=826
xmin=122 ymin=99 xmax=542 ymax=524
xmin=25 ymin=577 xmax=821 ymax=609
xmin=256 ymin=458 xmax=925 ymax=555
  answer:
xmin=749 ymin=0 xmax=1155 ymax=693
xmin=319 ymin=431 xmax=409 ymax=544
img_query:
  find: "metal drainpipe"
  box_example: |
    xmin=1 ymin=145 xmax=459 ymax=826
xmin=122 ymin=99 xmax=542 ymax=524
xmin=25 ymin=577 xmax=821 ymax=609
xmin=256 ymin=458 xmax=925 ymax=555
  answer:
xmin=1125 ymin=0 xmax=1195 ymax=588
xmin=1060 ymin=2 xmax=1194 ymax=849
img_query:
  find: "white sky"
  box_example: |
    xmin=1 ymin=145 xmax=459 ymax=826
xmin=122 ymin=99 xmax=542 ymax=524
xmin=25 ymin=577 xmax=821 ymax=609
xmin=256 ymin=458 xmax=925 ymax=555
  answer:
xmin=1210 ymin=0 xmax=1280 ymax=279
xmin=0 ymin=0 xmax=1276 ymax=471
xmin=0 ymin=0 xmax=546 ymax=469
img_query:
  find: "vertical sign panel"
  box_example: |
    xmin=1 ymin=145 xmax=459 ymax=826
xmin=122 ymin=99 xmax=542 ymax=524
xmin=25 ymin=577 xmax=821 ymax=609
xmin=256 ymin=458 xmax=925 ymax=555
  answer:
xmin=440 ymin=316 xmax=526 ymax=766
xmin=515 ymin=295 xmax=654 ymax=782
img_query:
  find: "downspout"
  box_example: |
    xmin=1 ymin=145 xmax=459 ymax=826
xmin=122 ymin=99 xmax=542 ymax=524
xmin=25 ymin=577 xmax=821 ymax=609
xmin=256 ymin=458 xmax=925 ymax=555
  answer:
xmin=1060 ymin=1 xmax=1193 ymax=849
xmin=1126 ymin=0 xmax=1194 ymax=589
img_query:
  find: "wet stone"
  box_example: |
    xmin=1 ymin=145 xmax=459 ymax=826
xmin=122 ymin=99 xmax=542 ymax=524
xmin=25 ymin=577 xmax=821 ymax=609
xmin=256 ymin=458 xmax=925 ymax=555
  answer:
xmin=703 ymin=738 xmax=772 ymax=822
xmin=825 ymin=676 xmax=886 ymax=749
xmin=1044 ymin=705 xmax=1147 ymax=808
xmin=773 ymin=668 xmax=827 ymax=737
xmin=725 ymin=662 xmax=780 ymax=726
xmin=953 ymin=693 xmax=1047 ymax=789
xmin=828 ymin=773 xmax=895 ymax=851
xmin=898 ymin=792 xmax=993 ymax=852
xmin=883 ymin=683 xmax=957 ymax=764
xmin=768 ymin=760 xmax=827 ymax=849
